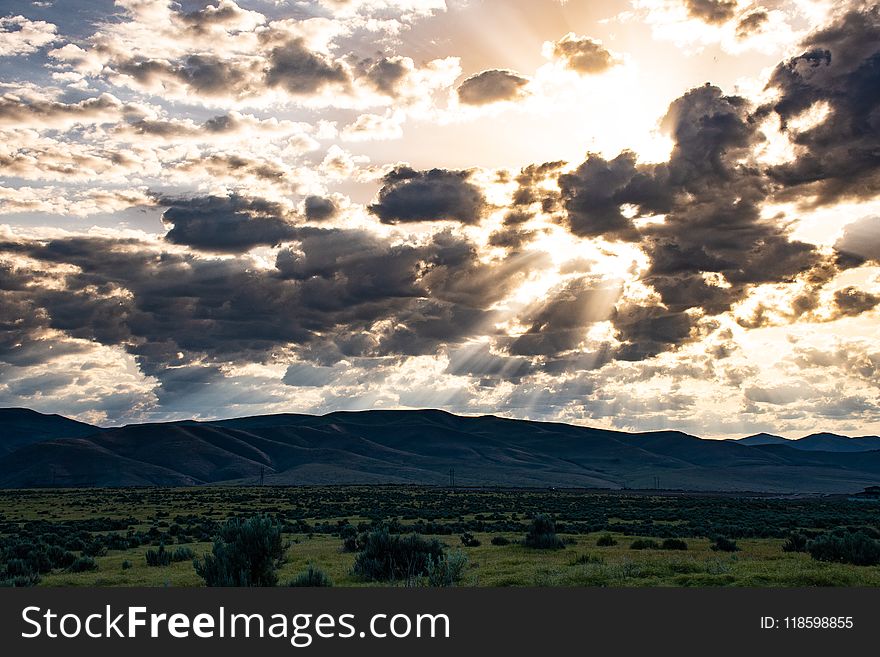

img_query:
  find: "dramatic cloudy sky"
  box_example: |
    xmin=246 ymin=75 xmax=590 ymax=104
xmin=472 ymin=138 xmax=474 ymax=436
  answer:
xmin=1 ymin=0 xmax=879 ymax=437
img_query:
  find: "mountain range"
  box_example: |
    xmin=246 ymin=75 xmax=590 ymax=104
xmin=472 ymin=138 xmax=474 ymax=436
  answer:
xmin=1 ymin=407 xmax=879 ymax=493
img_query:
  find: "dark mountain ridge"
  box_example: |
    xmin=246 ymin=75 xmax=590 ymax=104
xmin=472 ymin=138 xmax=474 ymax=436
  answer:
xmin=1 ymin=407 xmax=879 ymax=493
xmin=0 ymin=408 xmax=98 ymax=455
xmin=738 ymin=431 xmax=880 ymax=452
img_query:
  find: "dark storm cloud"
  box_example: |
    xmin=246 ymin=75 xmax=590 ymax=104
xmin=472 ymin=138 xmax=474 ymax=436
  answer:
xmin=369 ymin=167 xmax=486 ymax=224
xmin=636 ymin=84 xmax=821 ymax=332
xmin=0 ymin=223 xmax=543 ymax=389
xmin=487 ymin=227 xmax=536 ymax=250
xmin=352 ymin=55 xmax=409 ymax=95
xmin=176 ymin=152 xmax=287 ymax=185
xmin=684 ymin=0 xmax=738 ymax=24
xmin=659 ymin=84 xmax=757 ymax=185
xmin=480 ymin=80 xmax=834 ymax=360
xmin=549 ymin=34 xmax=617 ymax=74
xmin=486 ymin=205 xmax=544 ymax=251
xmin=550 ymin=83 xmax=827 ymax=356
xmin=736 ymin=9 xmax=769 ymax=38
xmin=557 ymin=151 xmax=666 ymax=240
xmin=159 ymin=194 xmax=299 ymax=252
xmin=152 ymin=365 xmax=224 ymax=398
xmin=303 ymin=195 xmax=338 ymax=221
xmin=510 ymin=161 xmax=565 ymax=209
xmin=506 ymin=277 xmax=621 ymax=357
xmin=115 ymin=55 xmax=259 ymax=97
xmin=265 ymin=38 xmax=349 ymax=95
xmin=126 ymin=118 xmax=197 ymax=138
xmin=832 ymin=286 xmax=880 ymax=318
xmin=456 ymin=69 xmax=529 ymax=105
xmin=0 ymin=93 xmax=129 ymax=128
xmin=276 ymin=228 xmax=543 ymax=359
xmin=126 ymin=113 xmax=250 ymax=138
xmin=613 ymin=305 xmax=695 ymax=361
xmin=275 ymin=227 xmax=427 ymax=304
xmin=761 ymin=4 xmax=880 ymax=204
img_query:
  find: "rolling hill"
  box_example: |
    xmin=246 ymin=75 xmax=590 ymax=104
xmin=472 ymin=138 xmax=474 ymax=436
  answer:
xmin=0 ymin=408 xmax=98 ymax=455
xmin=738 ymin=432 xmax=880 ymax=452
xmin=1 ymin=408 xmax=879 ymax=493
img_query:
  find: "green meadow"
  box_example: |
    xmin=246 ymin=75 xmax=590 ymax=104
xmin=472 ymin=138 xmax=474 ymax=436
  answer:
xmin=2 ymin=486 xmax=879 ymax=587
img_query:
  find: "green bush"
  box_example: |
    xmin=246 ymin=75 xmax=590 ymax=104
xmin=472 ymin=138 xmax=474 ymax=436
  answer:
xmin=630 ymin=539 xmax=660 ymax=550
xmin=490 ymin=536 xmax=510 ymax=546
xmin=172 ymin=546 xmax=195 ymax=562
xmin=340 ymin=524 xmax=360 ymax=552
xmin=46 ymin=545 xmax=76 ymax=569
xmin=287 ymin=565 xmax=333 ymax=587
xmin=68 ymin=556 xmax=98 ymax=573
xmin=808 ymin=531 xmax=880 ymax=566
xmin=4 ymin=558 xmax=34 ymax=578
xmin=711 ymin=537 xmax=740 ymax=552
xmin=352 ymin=528 xmax=444 ymax=582
xmin=194 ymin=515 xmax=285 ymax=587
xmin=524 ymin=515 xmax=564 ymax=550
xmin=0 ymin=573 xmax=40 ymax=587
xmin=782 ymin=533 xmax=809 ymax=553
xmin=121 ymin=560 xmax=132 ymax=570
xmin=661 ymin=538 xmax=688 ymax=551
xmin=460 ymin=532 xmax=481 ymax=547
xmin=596 ymin=534 xmax=618 ymax=547
xmin=426 ymin=550 xmax=468 ymax=587
xmin=145 ymin=544 xmax=172 ymax=567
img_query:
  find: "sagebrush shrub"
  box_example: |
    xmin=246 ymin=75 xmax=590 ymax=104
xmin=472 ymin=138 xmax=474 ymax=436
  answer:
xmin=524 ymin=515 xmax=564 ymax=550
xmin=782 ymin=533 xmax=808 ymax=553
xmin=287 ymin=565 xmax=333 ymax=587
xmin=711 ymin=537 xmax=740 ymax=552
xmin=426 ymin=550 xmax=468 ymax=587
xmin=808 ymin=531 xmax=880 ymax=566
xmin=352 ymin=529 xmax=444 ymax=582
xmin=194 ymin=515 xmax=285 ymax=587
xmin=145 ymin=544 xmax=172 ymax=567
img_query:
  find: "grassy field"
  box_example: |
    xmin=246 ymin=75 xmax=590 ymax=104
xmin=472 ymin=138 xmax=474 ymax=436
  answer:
xmin=2 ymin=486 xmax=879 ymax=587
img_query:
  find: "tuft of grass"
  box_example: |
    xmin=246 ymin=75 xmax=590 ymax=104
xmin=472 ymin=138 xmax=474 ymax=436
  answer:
xmin=570 ymin=552 xmax=604 ymax=565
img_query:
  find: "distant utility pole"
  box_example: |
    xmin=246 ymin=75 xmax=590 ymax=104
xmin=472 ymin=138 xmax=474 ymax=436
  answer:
xmin=448 ymin=467 xmax=455 ymax=489
xmin=260 ymin=466 xmax=265 ymax=486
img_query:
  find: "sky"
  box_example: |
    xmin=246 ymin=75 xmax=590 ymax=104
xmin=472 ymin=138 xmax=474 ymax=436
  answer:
xmin=0 ymin=0 xmax=879 ymax=438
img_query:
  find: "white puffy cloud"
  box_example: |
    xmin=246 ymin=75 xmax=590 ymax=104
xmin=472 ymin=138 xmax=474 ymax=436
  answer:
xmin=0 ymin=16 xmax=57 ymax=57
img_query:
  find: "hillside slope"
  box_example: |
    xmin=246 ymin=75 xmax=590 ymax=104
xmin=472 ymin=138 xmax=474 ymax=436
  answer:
xmin=0 ymin=408 xmax=99 ymax=455
xmin=1 ymin=409 xmax=879 ymax=493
